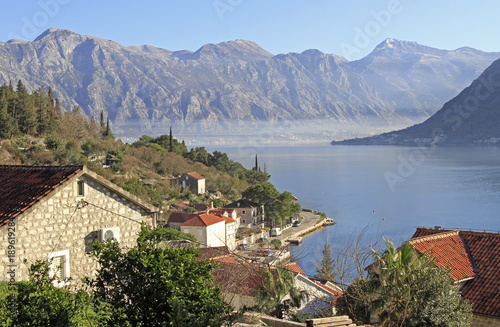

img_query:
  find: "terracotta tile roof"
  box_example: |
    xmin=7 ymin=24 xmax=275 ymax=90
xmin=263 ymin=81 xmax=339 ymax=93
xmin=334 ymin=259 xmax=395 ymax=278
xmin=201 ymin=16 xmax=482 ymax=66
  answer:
xmin=459 ymin=231 xmax=500 ymax=318
xmin=409 ymin=231 xmax=475 ymax=282
xmin=312 ymin=280 xmax=343 ymax=303
xmin=198 ymin=246 xmax=230 ymax=260
xmin=186 ymin=172 xmax=204 ymax=180
xmin=173 ymin=202 xmax=190 ymax=209
xmin=213 ymin=260 xmax=307 ymax=297
xmin=0 ymin=165 xmax=83 ymax=227
xmin=168 ymin=212 xmax=197 ymax=224
xmin=282 ymin=262 xmax=305 ymax=275
xmin=213 ymin=261 xmax=265 ymax=296
xmin=207 ymin=208 xmax=229 ymax=216
xmin=181 ymin=214 xmax=225 ymax=227
xmin=193 ymin=203 xmax=211 ymax=211
xmin=411 ymin=227 xmax=500 ymax=318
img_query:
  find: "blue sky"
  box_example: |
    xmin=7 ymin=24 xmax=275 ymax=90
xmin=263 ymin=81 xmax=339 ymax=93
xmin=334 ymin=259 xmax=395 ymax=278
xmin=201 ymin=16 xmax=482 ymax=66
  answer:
xmin=1 ymin=0 xmax=499 ymax=60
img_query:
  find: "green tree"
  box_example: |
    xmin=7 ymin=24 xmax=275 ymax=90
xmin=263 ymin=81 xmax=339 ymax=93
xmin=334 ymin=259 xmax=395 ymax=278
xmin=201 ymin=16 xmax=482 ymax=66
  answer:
xmin=243 ymin=183 xmax=301 ymax=226
xmin=256 ymin=264 xmax=308 ymax=319
xmin=242 ymin=183 xmax=279 ymax=207
xmin=6 ymin=260 xmax=105 ymax=326
xmin=88 ymin=224 xmax=234 ymax=326
xmin=16 ymin=80 xmax=37 ymax=135
xmin=315 ymin=241 xmax=336 ymax=282
xmin=336 ymin=239 xmax=473 ymax=327
xmin=0 ymin=91 xmax=15 ymax=138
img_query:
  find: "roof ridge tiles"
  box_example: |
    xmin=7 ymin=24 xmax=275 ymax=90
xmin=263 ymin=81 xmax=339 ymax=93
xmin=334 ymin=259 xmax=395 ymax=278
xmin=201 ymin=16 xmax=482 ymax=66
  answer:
xmin=409 ymin=230 xmax=460 ymax=244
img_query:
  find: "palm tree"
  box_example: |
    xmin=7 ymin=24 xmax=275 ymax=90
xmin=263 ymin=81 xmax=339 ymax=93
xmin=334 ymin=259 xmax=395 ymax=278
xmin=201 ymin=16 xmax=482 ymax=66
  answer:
xmin=368 ymin=239 xmax=425 ymax=326
xmin=256 ymin=265 xmax=308 ymax=318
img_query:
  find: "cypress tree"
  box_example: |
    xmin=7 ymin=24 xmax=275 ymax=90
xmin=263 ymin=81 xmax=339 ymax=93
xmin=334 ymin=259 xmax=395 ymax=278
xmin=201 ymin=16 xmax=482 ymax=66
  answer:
xmin=54 ymin=98 xmax=62 ymax=116
xmin=169 ymin=126 xmax=173 ymax=152
xmin=100 ymin=111 xmax=105 ymax=129
xmin=254 ymin=154 xmax=258 ymax=171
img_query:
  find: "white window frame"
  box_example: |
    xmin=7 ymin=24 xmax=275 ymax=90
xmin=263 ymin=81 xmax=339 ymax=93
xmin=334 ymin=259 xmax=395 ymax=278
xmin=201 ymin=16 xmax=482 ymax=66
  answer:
xmin=48 ymin=249 xmax=70 ymax=287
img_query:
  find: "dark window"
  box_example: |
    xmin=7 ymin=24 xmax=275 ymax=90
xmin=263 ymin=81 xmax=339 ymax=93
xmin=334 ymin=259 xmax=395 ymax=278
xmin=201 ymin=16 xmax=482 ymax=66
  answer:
xmin=77 ymin=180 xmax=84 ymax=196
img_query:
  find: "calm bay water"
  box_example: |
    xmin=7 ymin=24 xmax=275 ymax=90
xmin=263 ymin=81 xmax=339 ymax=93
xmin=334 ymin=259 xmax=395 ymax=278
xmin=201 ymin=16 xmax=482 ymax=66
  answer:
xmin=210 ymin=145 xmax=500 ymax=277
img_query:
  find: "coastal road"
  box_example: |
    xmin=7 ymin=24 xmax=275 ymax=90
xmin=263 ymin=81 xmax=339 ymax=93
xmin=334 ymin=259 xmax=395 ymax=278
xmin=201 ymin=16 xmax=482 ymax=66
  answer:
xmin=269 ymin=210 xmax=321 ymax=243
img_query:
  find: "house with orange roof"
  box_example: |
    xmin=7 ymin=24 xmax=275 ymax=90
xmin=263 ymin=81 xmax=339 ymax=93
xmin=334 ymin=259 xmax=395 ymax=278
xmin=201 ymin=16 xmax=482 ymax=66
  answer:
xmin=0 ymin=165 xmax=159 ymax=285
xmin=179 ymin=172 xmax=205 ymax=194
xmin=410 ymin=227 xmax=500 ymax=326
xmin=166 ymin=212 xmax=198 ymax=230
xmin=180 ymin=214 xmax=229 ymax=248
xmin=207 ymin=207 xmax=241 ymax=230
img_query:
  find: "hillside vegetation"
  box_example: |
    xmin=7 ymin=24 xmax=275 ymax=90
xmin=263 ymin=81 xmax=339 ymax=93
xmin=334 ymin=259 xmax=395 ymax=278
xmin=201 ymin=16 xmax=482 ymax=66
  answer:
xmin=0 ymin=81 xmax=269 ymax=215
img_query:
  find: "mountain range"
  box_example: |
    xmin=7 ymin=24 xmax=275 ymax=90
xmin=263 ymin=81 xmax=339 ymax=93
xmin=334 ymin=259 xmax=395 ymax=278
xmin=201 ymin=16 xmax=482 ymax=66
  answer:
xmin=1 ymin=28 xmax=499 ymax=141
xmin=332 ymin=57 xmax=500 ymax=145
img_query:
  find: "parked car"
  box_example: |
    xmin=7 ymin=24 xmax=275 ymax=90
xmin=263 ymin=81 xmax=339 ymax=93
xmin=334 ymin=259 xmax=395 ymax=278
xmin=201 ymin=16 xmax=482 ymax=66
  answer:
xmin=257 ymin=237 xmax=268 ymax=243
xmin=270 ymin=228 xmax=282 ymax=236
xmin=237 ymin=243 xmax=250 ymax=250
xmin=292 ymin=220 xmax=301 ymax=227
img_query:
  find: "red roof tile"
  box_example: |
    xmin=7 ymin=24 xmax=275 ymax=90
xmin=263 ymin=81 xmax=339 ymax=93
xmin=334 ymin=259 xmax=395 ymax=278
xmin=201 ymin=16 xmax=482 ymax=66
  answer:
xmin=186 ymin=172 xmax=204 ymax=180
xmin=312 ymin=280 xmax=343 ymax=303
xmin=282 ymin=262 xmax=305 ymax=275
xmin=193 ymin=203 xmax=211 ymax=211
xmin=411 ymin=228 xmax=500 ymax=318
xmin=409 ymin=231 xmax=475 ymax=282
xmin=0 ymin=165 xmax=83 ymax=227
xmin=197 ymin=246 xmax=230 ymax=260
xmin=181 ymin=214 xmax=225 ymax=227
xmin=168 ymin=212 xmax=198 ymax=224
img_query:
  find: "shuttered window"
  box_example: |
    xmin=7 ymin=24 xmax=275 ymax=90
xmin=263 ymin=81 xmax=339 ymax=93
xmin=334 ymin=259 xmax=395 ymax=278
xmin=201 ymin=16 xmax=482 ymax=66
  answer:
xmin=77 ymin=180 xmax=84 ymax=196
xmin=48 ymin=250 xmax=70 ymax=287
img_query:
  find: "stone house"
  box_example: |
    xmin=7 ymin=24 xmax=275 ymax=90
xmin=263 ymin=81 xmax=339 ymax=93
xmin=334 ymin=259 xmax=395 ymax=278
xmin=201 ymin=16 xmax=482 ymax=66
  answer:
xmin=224 ymin=199 xmax=264 ymax=228
xmin=179 ymin=172 xmax=205 ymax=195
xmin=410 ymin=228 xmax=500 ymax=327
xmin=180 ymin=214 xmax=227 ymax=248
xmin=0 ymin=165 xmax=159 ymax=285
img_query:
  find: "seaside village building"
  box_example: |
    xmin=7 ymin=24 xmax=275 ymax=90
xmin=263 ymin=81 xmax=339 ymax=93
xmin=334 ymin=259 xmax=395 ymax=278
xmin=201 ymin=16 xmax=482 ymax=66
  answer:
xmin=409 ymin=228 xmax=500 ymax=327
xmin=179 ymin=208 xmax=238 ymax=250
xmin=223 ymin=199 xmax=264 ymax=228
xmin=179 ymin=172 xmax=206 ymax=195
xmin=0 ymin=165 xmax=159 ymax=285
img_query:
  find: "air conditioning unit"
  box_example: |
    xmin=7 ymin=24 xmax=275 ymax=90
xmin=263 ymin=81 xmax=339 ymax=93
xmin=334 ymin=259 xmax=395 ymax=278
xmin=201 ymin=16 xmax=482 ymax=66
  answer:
xmin=99 ymin=227 xmax=120 ymax=242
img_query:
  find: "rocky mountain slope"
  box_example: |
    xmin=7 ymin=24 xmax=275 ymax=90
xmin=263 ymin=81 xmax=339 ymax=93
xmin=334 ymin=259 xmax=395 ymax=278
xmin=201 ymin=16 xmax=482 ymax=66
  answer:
xmin=0 ymin=28 xmax=499 ymax=140
xmin=332 ymin=58 xmax=500 ymax=145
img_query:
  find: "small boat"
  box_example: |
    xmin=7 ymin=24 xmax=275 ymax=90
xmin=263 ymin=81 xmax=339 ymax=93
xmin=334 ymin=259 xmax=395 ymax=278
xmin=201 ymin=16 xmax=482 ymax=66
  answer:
xmin=323 ymin=218 xmax=335 ymax=226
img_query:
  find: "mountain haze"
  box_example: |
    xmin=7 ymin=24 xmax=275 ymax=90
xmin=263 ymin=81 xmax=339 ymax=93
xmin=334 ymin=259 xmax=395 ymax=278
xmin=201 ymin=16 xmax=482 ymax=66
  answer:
xmin=0 ymin=28 xmax=499 ymax=141
xmin=332 ymin=58 xmax=500 ymax=145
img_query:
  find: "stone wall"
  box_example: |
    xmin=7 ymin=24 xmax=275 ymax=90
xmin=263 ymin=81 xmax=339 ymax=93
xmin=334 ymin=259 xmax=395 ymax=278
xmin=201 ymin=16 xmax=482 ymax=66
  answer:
xmin=0 ymin=174 xmax=153 ymax=284
xmin=472 ymin=314 xmax=500 ymax=327
xmin=259 ymin=316 xmax=306 ymax=327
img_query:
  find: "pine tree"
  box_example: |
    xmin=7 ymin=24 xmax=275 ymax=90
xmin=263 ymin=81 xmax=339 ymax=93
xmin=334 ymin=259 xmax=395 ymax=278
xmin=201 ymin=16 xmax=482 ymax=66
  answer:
xmin=16 ymin=80 xmax=37 ymax=135
xmin=315 ymin=241 xmax=336 ymax=282
xmin=34 ymin=86 xmax=50 ymax=135
xmin=0 ymin=91 xmax=15 ymax=138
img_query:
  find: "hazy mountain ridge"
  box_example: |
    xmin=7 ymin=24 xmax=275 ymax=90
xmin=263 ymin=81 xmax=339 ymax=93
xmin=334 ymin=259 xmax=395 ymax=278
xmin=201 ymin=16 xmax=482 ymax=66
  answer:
xmin=347 ymin=38 xmax=500 ymax=118
xmin=332 ymin=58 xmax=500 ymax=145
xmin=0 ymin=28 xmax=499 ymax=140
